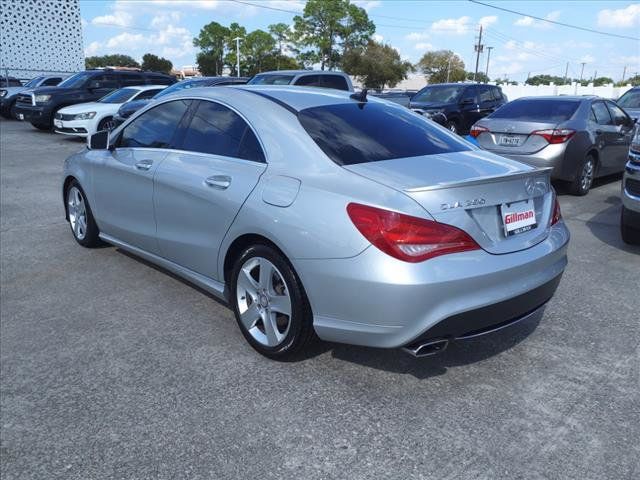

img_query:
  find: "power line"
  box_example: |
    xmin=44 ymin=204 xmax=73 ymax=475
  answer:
xmin=469 ymin=0 xmax=640 ymax=41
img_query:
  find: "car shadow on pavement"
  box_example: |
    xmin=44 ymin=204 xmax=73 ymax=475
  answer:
xmin=553 ymin=173 xmax=622 ymax=196
xmin=585 ymin=196 xmax=640 ymax=254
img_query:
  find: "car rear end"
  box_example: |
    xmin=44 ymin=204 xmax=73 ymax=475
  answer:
xmin=470 ymin=97 xmax=586 ymax=181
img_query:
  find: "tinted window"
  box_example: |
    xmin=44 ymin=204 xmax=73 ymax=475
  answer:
xmin=119 ymin=73 xmax=144 ymax=86
xmin=248 ymin=74 xmax=295 ymax=85
xmin=181 ymin=100 xmax=264 ymax=161
xmin=99 ymin=88 xmax=138 ymax=104
xmin=91 ymin=74 xmax=118 ymax=89
xmin=58 ymin=71 xmax=94 ymax=88
xmin=153 ymin=79 xmax=207 ymax=99
xmin=321 ymin=75 xmax=349 ymax=91
xmin=412 ymin=85 xmax=465 ymax=103
xmin=135 ymin=88 xmax=162 ymax=100
xmin=491 ymin=87 xmax=503 ymax=101
xmin=490 ymin=99 xmax=580 ymax=122
xmin=148 ymin=74 xmax=174 ymax=85
xmin=477 ymin=85 xmax=493 ymax=103
xmin=119 ymin=100 xmax=190 ymax=149
xmin=295 ymin=75 xmax=323 ymax=87
xmin=42 ymin=77 xmax=62 ymax=86
xmin=606 ymin=101 xmax=630 ymax=126
xmin=298 ymin=102 xmax=470 ymax=165
xmin=617 ymin=89 xmax=640 ymax=109
xmin=591 ymin=101 xmax=613 ymax=125
xmin=25 ymin=76 xmax=44 ymax=87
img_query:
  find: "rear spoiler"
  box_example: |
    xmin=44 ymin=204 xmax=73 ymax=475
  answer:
xmin=404 ymin=167 xmax=552 ymax=192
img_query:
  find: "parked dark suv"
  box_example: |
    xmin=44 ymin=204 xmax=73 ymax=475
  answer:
xmin=14 ymin=69 xmax=175 ymax=130
xmin=409 ymin=83 xmax=507 ymax=135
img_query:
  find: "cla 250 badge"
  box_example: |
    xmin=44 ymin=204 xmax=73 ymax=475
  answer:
xmin=440 ymin=198 xmax=486 ymax=210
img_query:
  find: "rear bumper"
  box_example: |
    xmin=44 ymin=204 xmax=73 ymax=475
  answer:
xmin=492 ymin=144 xmax=571 ymax=180
xmin=295 ymin=222 xmax=570 ymax=349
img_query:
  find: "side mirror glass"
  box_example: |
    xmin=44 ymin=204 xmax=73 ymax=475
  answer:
xmin=88 ymin=130 xmax=109 ymax=150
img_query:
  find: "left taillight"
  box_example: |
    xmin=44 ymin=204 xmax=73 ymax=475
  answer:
xmin=346 ymin=203 xmax=480 ymax=263
xmin=532 ymin=128 xmax=575 ymax=144
xmin=470 ymin=124 xmax=489 ymax=138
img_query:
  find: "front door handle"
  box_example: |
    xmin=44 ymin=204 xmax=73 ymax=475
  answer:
xmin=205 ymin=175 xmax=231 ymax=190
xmin=135 ymin=159 xmax=153 ymax=171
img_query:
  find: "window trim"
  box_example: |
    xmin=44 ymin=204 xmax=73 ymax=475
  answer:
xmin=590 ymin=100 xmax=613 ymax=126
xmin=604 ymin=100 xmax=631 ymax=126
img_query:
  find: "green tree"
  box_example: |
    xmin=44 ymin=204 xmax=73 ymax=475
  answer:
xmin=343 ymin=41 xmax=412 ymax=90
xmin=85 ymin=54 xmax=140 ymax=69
xmin=269 ymin=23 xmax=291 ymax=69
xmin=243 ymin=30 xmax=277 ymax=76
xmin=416 ymin=50 xmax=465 ymax=84
xmin=525 ymin=74 xmax=567 ymax=86
xmin=193 ymin=21 xmax=229 ymax=76
xmin=593 ymin=76 xmax=614 ymax=87
xmin=466 ymin=71 xmax=489 ymax=83
xmin=141 ymin=53 xmax=173 ymax=74
xmin=293 ymin=0 xmax=374 ymax=70
xmin=617 ymin=75 xmax=640 ymax=86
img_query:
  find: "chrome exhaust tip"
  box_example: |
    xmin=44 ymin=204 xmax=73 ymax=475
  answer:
xmin=401 ymin=339 xmax=449 ymax=358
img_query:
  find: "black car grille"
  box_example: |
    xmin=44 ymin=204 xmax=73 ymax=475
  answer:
xmin=54 ymin=112 xmax=75 ymax=121
xmin=16 ymin=94 xmax=32 ymax=105
xmin=625 ymin=178 xmax=640 ymax=197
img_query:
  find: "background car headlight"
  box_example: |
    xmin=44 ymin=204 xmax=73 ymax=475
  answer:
xmin=0 ymin=90 xmax=7 ymax=98
xmin=34 ymin=94 xmax=51 ymax=103
xmin=73 ymin=112 xmax=96 ymax=120
xmin=631 ymin=127 xmax=640 ymax=152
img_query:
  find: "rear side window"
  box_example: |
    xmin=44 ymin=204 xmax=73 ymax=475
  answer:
xmin=148 ymin=74 xmax=174 ymax=85
xmin=490 ymin=99 xmax=580 ymax=122
xmin=477 ymin=85 xmax=493 ymax=103
xmin=491 ymin=87 xmax=503 ymax=101
xmin=298 ymin=102 xmax=470 ymax=165
xmin=295 ymin=75 xmax=323 ymax=87
xmin=322 ymin=75 xmax=349 ymax=91
xmin=248 ymin=74 xmax=294 ymax=85
xmin=92 ymin=74 xmax=118 ymax=89
xmin=180 ymin=100 xmax=265 ymax=162
xmin=119 ymin=99 xmax=190 ymax=148
xmin=135 ymin=88 xmax=163 ymax=100
xmin=119 ymin=73 xmax=144 ymax=86
xmin=591 ymin=101 xmax=613 ymax=125
xmin=606 ymin=101 xmax=630 ymax=126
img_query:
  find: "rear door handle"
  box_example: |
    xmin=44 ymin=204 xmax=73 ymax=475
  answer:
xmin=135 ymin=159 xmax=153 ymax=171
xmin=205 ymin=175 xmax=231 ymax=190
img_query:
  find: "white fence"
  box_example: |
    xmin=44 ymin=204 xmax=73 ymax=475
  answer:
xmin=499 ymin=83 xmax=632 ymax=100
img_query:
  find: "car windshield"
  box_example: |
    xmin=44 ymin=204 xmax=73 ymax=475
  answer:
xmin=299 ymin=102 xmax=470 ymax=165
xmin=99 ymin=88 xmax=138 ymax=104
xmin=248 ymin=74 xmax=295 ymax=85
xmin=58 ymin=72 xmax=94 ymax=88
xmin=412 ymin=85 xmax=465 ymax=103
xmin=489 ymin=99 xmax=580 ymax=122
xmin=25 ymin=76 xmax=44 ymax=88
xmin=617 ymin=90 xmax=640 ymax=109
xmin=153 ymin=80 xmax=206 ymax=99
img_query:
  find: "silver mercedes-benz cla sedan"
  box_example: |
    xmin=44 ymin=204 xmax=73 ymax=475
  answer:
xmin=62 ymin=86 xmax=569 ymax=359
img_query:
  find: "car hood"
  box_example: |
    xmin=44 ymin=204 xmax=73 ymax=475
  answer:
xmin=59 ymin=102 xmax=116 ymax=114
xmin=1 ymin=86 xmax=27 ymax=96
xmin=31 ymin=86 xmax=81 ymax=95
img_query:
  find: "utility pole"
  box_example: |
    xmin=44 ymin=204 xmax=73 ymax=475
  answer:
xmin=592 ymin=70 xmax=597 ymax=83
xmin=563 ymin=62 xmax=569 ymax=84
xmin=579 ymin=62 xmax=586 ymax=83
xmin=473 ymin=24 xmax=483 ymax=82
xmin=622 ymin=65 xmax=627 ymax=84
xmin=446 ymin=54 xmax=453 ymax=83
xmin=233 ymin=36 xmax=242 ymax=77
xmin=485 ymin=46 xmax=493 ymax=80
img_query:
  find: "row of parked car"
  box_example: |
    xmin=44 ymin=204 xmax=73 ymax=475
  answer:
xmin=2 ymin=68 xmax=639 ymax=243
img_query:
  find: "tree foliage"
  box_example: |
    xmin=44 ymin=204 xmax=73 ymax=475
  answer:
xmin=466 ymin=71 xmax=489 ymax=83
xmin=617 ymin=75 xmax=640 ymax=87
xmin=293 ymin=0 xmax=374 ymax=70
xmin=343 ymin=41 xmax=412 ymax=89
xmin=193 ymin=21 xmax=229 ymax=75
xmin=141 ymin=53 xmax=173 ymax=74
xmin=525 ymin=74 xmax=567 ymax=86
xmin=592 ymin=76 xmax=614 ymax=87
xmin=85 ymin=54 xmax=139 ymax=69
xmin=417 ymin=50 xmax=465 ymax=84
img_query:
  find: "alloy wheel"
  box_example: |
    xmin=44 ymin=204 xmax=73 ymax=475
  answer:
xmin=581 ymin=158 xmax=594 ymax=191
xmin=235 ymin=257 xmax=292 ymax=347
xmin=67 ymin=186 xmax=87 ymax=240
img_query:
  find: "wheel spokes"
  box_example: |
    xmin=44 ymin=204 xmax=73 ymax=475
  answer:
xmin=258 ymin=258 xmax=273 ymax=291
xmin=269 ymin=294 xmax=291 ymax=317
xmin=239 ymin=303 xmax=261 ymax=330
xmin=262 ymin=310 xmax=282 ymax=346
xmin=237 ymin=267 xmax=259 ymax=299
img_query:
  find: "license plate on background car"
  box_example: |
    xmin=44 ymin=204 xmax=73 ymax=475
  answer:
xmin=17 ymin=113 xmax=24 ymax=121
xmin=501 ymin=200 xmax=536 ymax=236
xmin=500 ymin=135 xmax=520 ymax=146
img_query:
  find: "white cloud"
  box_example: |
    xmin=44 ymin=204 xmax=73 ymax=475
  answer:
xmin=106 ymin=32 xmax=147 ymax=49
xmin=611 ymin=55 xmax=640 ymax=65
xmin=514 ymin=11 xmax=561 ymax=29
xmin=415 ymin=42 xmax=434 ymax=51
xmin=479 ymin=15 xmax=498 ymax=27
xmin=91 ymin=10 xmax=133 ymax=27
xmin=431 ymin=16 xmax=473 ymax=35
xmin=150 ymin=11 xmax=183 ymax=28
xmin=84 ymin=41 xmax=101 ymax=57
xmin=580 ymin=54 xmax=595 ymax=64
xmin=373 ymin=34 xmax=384 ymax=42
xmin=597 ymin=4 xmax=640 ymax=28
xmin=405 ymin=31 xmax=430 ymax=41
xmin=353 ymin=0 xmax=382 ymax=11
xmin=514 ymin=16 xmax=534 ymax=27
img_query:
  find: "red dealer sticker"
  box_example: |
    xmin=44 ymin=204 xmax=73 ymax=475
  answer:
xmin=501 ymin=200 xmax=537 ymax=236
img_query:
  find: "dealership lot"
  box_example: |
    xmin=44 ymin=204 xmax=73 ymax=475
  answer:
xmin=1 ymin=119 xmax=639 ymax=479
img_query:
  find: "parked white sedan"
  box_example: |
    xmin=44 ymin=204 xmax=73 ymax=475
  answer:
xmin=53 ymin=85 xmax=166 ymax=137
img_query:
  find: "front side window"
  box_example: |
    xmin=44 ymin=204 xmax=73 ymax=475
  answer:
xmin=617 ymin=90 xmax=640 ymax=109
xmin=42 ymin=77 xmax=62 ymax=86
xmin=59 ymin=72 xmax=95 ymax=88
xmin=591 ymin=101 xmax=613 ymax=125
xmin=135 ymin=88 xmax=163 ymax=100
xmin=99 ymin=88 xmax=138 ymax=104
xmin=119 ymin=100 xmax=190 ymax=149
xmin=299 ymin=102 xmax=470 ymax=165
xmin=606 ymin=101 xmax=631 ymax=126
xmin=321 ymin=75 xmax=349 ymax=91
xmin=412 ymin=85 xmax=465 ymax=104
xmin=25 ymin=76 xmax=44 ymax=88
xmin=180 ymin=100 xmax=265 ymax=162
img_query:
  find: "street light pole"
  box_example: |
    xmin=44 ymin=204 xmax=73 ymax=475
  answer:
xmin=233 ymin=37 xmax=242 ymax=77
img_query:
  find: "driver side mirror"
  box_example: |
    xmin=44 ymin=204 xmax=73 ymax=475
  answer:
xmin=87 ymin=80 xmax=102 ymax=90
xmin=460 ymin=97 xmax=475 ymax=105
xmin=88 ymin=130 xmax=110 ymax=150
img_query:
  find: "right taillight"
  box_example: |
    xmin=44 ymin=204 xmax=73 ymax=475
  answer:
xmin=346 ymin=203 xmax=480 ymax=262
xmin=532 ymin=128 xmax=575 ymax=144
xmin=550 ymin=193 xmax=562 ymax=225
xmin=470 ymin=124 xmax=489 ymax=138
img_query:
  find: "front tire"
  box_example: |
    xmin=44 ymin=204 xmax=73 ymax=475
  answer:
xmin=97 ymin=116 xmax=115 ymax=131
xmin=65 ymin=180 xmax=101 ymax=247
xmin=621 ymin=206 xmax=640 ymax=244
xmin=569 ymin=154 xmax=596 ymax=196
xmin=230 ymin=244 xmax=316 ymax=359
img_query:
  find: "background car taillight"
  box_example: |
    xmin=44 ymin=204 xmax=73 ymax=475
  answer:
xmin=470 ymin=125 xmax=489 ymax=138
xmin=550 ymin=193 xmax=562 ymax=225
xmin=531 ymin=128 xmax=575 ymax=144
xmin=346 ymin=203 xmax=480 ymax=262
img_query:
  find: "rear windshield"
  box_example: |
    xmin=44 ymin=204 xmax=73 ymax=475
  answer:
xmin=617 ymin=90 xmax=640 ymax=109
xmin=298 ymin=102 xmax=470 ymax=165
xmin=99 ymin=88 xmax=137 ymax=103
xmin=153 ymin=80 xmax=206 ymax=99
xmin=490 ymin=99 xmax=580 ymax=122
xmin=412 ymin=85 xmax=465 ymax=103
xmin=248 ymin=74 xmax=295 ymax=85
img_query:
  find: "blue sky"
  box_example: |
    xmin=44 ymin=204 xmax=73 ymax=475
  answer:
xmin=79 ymin=0 xmax=640 ymax=83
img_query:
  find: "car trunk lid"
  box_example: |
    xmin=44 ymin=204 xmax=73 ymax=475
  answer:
xmin=475 ymin=119 xmax=561 ymax=155
xmin=344 ymin=150 xmax=555 ymax=254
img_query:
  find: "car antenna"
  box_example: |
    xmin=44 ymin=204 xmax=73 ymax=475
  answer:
xmin=350 ymin=88 xmax=368 ymax=103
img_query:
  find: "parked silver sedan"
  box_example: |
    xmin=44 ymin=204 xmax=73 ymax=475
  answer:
xmin=471 ymin=96 xmax=635 ymax=195
xmin=62 ymin=86 xmax=569 ymax=359
xmin=622 ymin=127 xmax=640 ymax=244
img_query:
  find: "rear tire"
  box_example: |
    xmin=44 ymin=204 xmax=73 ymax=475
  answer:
xmin=621 ymin=206 xmax=640 ymax=245
xmin=569 ymin=154 xmax=596 ymax=196
xmin=230 ymin=244 xmax=316 ymax=360
xmin=65 ymin=180 xmax=102 ymax=248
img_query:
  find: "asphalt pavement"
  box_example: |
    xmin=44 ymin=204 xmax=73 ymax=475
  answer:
xmin=1 ymin=118 xmax=639 ymax=479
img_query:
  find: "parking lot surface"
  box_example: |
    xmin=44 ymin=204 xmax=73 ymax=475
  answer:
xmin=1 ymin=119 xmax=639 ymax=479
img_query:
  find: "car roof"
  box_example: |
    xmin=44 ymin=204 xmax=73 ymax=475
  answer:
xmin=253 ymin=70 xmax=348 ymax=76
xmin=125 ymin=84 xmax=168 ymax=91
xmin=513 ymin=95 xmax=596 ymax=101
